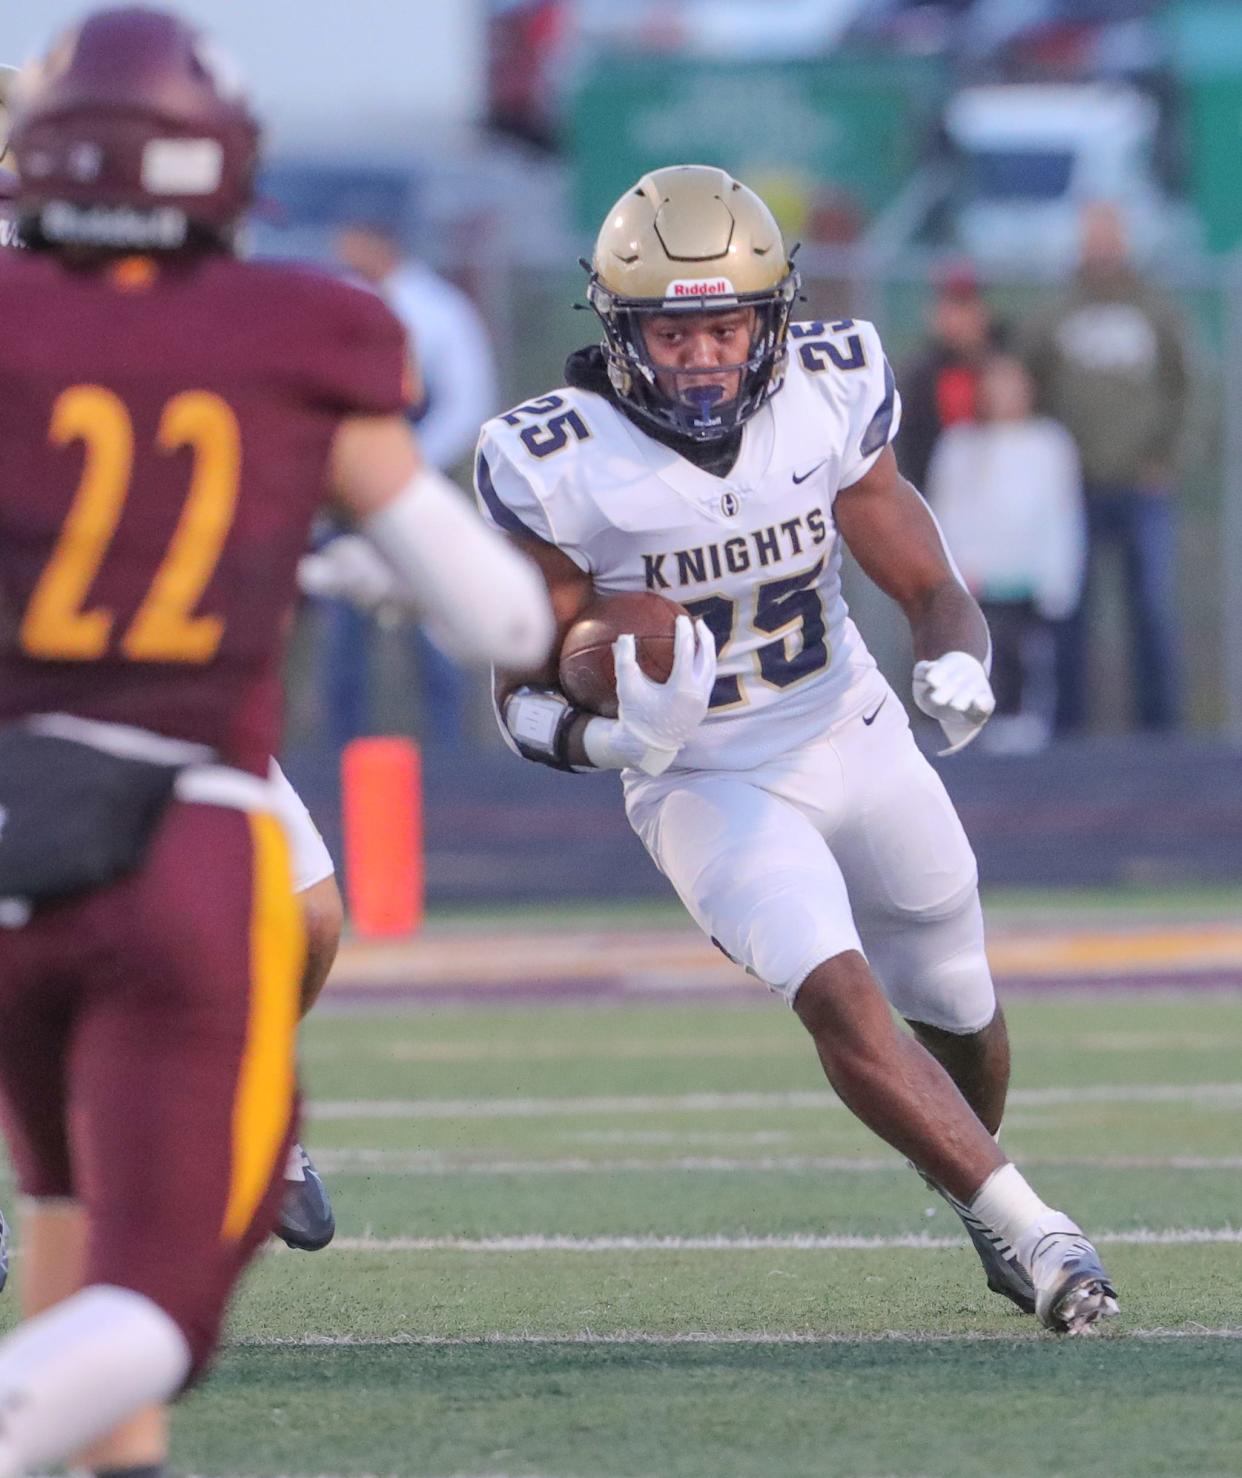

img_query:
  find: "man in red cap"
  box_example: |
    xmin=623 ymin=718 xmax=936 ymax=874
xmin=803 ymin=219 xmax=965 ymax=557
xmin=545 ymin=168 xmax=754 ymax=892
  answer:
xmin=895 ymin=259 xmax=1001 ymax=493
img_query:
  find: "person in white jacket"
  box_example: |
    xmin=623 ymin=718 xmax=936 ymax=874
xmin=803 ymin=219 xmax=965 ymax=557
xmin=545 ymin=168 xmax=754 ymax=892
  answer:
xmin=926 ymin=353 xmax=1086 ymax=752
xmin=321 ymin=207 xmax=501 ymax=750
xmin=335 ymin=217 xmax=499 ymax=472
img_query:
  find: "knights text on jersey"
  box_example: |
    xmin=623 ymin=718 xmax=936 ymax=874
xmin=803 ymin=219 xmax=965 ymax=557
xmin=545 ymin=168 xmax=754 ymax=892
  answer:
xmin=475 ymin=318 xmax=902 ymax=772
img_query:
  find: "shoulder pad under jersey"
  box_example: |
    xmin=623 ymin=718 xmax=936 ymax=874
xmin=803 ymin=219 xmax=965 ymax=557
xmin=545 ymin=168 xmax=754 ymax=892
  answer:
xmin=474 ymin=386 xmax=610 ymax=573
xmin=785 ymin=317 xmax=901 ymax=487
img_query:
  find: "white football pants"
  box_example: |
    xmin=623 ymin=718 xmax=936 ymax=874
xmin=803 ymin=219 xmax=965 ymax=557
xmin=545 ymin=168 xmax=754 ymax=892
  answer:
xmin=268 ymin=759 xmax=335 ymax=895
xmin=625 ymin=680 xmax=996 ymax=1033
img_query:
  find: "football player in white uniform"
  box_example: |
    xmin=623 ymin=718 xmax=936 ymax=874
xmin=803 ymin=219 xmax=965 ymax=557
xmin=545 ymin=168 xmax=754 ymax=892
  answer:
xmin=308 ymin=164 xmax=1119 ymax=1333
xmin=476 ymin=165 xmax=1118 ymax=1333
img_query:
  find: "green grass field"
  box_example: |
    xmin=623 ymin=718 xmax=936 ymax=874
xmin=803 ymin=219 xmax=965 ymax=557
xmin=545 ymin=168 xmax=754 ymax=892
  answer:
xmin=142 ymin=982 xmax=1242 ymax=1478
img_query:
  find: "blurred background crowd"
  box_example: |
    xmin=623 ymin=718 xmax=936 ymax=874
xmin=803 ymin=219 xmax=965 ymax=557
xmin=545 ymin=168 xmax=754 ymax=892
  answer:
xmin=269 ymin=0 xmax=1242 ymax=754
xmin=7 ymin=0 xmax=1242 ymax=893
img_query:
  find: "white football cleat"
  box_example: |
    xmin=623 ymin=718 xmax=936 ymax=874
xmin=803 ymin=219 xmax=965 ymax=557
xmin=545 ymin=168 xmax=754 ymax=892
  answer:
xmin=1019 ymin=1217 xmax=1120 ymax=1335
xmin=956 ymin=1201 xmax=1036 ymax=1314
xmin=917 ymin=1169 xmax=1035 ymax=1313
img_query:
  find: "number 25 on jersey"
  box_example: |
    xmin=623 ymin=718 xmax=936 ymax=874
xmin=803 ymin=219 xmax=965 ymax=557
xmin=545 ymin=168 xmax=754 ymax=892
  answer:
xmin=20 ymin=384 xmax=241 ymax=665
xmin=687 ymin=558 xmax=830 ymax=709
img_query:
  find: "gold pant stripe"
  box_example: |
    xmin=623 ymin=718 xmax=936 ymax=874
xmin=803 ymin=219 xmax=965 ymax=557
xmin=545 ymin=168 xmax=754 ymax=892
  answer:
xmin=220 ymin=811 xmax=305 ymax=1243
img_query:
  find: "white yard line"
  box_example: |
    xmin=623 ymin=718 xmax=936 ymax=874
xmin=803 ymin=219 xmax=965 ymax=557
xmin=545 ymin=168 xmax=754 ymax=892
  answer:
xmin=313 ymin=1152 xmax=902 ymax=1175
xmin=186 ymin=1472 xmax=575 ymax=1478
xmin=313 ymin=1228 xmax=1242 ymax=1253
xmin=563 ymin=1129 xmax=794 ymax=1145
xmin=232 ymin=1327 xmax=1242 ymax=1349
xmin=313 ymin=1091 xmax=842 ymax=1120
xmin=1010 ymin=1083 xmax=1242 ymax=1106
xmin=363 ymin=1037 xmax=800 ymax=1064
xmin=311 ymin=1150 xmax=1242 ymax=1177
xmin=306 ymin=1030 xmax=1242 ymax=1065
xmin=312 ymin=1082 xmax=1242 ymax=1120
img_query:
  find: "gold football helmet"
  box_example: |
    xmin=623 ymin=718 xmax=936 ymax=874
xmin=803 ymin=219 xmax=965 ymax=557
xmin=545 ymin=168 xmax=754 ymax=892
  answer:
xmin=586 ymin=164 xmax=799 ymax=441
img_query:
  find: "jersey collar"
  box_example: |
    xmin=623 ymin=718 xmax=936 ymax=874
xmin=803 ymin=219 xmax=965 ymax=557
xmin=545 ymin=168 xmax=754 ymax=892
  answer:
xmin=613 ymin=397 xmax=777 ymax=526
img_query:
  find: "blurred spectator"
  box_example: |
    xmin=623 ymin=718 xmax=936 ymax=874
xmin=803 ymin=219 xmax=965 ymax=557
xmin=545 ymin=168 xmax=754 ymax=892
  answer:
xmin=323 ymin=208 xmax=500 ymax=751
xmin=334 ymin=215 xmax=498 ymax=470
xmin=894 ymin=261 xmax=1000 ymax=492
xmin=927 ymin=352 xmax=1086 ymax=753
xmin=487 ymin=0 xmax=568 ymax=151
xmin=1021 ymin=201 xmax=1189 ymax=734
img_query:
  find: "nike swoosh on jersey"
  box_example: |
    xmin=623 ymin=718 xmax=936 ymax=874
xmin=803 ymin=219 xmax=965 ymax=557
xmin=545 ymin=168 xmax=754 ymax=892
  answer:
xmin=791 ymin=460 xmax=828 ymax=485
xmin=862 ymin=697 xmax=887 ymax=725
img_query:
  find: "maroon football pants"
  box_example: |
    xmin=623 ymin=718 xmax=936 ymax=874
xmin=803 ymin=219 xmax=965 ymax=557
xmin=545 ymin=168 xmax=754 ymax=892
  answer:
xmin=0 ymin=798 xmax=305 ymax=1381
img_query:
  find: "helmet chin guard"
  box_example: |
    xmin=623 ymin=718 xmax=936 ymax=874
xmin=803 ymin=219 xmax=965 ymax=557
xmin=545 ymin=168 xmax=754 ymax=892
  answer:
xmin=587 ymin=165 xmax=800 ymax=443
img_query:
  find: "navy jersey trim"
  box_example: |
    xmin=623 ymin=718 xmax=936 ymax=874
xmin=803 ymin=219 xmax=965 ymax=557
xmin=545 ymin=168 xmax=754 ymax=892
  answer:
xmin=475 ymin=449 xmax=541 ymax=542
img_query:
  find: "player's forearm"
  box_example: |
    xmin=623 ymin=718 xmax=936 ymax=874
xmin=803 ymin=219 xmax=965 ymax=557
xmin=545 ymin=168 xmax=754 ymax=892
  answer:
xmin=497 ymin=677 xmax=685 ymax=773
xmin=564 ymin=714 xmax=596 ymax=768
xmin=905 ymin=577 xmax=991 ymax=668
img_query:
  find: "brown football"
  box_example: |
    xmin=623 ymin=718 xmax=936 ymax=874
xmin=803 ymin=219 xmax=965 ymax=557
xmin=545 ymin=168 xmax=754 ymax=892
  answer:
xmin=559 ymin=591 xmax=689 ymax=718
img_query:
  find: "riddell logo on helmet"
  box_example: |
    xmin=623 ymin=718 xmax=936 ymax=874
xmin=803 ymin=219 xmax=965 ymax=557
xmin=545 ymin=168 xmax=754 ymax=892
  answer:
xmin=40 ymin=200 xmax=188 ymax=249
xmin=667 ymin=278 xmax=736 ymax=298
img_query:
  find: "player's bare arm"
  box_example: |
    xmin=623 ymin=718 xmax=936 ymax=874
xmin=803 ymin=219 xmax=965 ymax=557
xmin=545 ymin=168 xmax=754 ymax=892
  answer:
xmin=493 ymin=534 xmax=596 ymax=692
xmin=835 ymin=444 xmax=988 ymax=662
xmin=835 ymin=445 xmax=996 ymax=753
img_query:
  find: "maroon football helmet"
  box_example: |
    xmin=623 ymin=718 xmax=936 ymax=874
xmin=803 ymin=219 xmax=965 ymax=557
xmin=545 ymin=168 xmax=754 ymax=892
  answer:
xmin=10 ymin=6 xmax=260 ymax=252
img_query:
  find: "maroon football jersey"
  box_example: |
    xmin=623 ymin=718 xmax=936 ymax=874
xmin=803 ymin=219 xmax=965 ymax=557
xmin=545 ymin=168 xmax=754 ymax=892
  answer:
xmin=0 ymin=251 xmax=408 ymax=772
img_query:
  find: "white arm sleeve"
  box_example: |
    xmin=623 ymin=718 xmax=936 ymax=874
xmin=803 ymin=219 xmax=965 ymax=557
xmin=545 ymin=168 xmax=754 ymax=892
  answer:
xmin=267 ymin=760 xmax=335 ymax=892
xmin=360 ymin=468 xmax=554 ymax=670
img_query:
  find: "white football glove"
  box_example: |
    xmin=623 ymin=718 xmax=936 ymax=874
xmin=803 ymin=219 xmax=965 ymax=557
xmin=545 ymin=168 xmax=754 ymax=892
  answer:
xmin=298 ymin=536 xmax=401 ymax=613
xmin=912 ymin=650 xmax=995 ymax=756
xmin=584 ymin=615 xmax=717 ymax=775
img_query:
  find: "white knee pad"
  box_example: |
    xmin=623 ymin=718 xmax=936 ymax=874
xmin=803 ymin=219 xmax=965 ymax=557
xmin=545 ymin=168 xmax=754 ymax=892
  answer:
xmin=863 ymin=884 xmax=996 ymax=1034
xmin=896 ymin=940 xmax=997 ymax=1034
xmin=716 ymin=864 xmax=862 ymax=1001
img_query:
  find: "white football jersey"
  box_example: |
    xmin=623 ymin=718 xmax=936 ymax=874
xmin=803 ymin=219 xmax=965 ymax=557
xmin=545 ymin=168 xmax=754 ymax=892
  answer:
xmin=475 ymin=318 xmax=901 ymax=771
